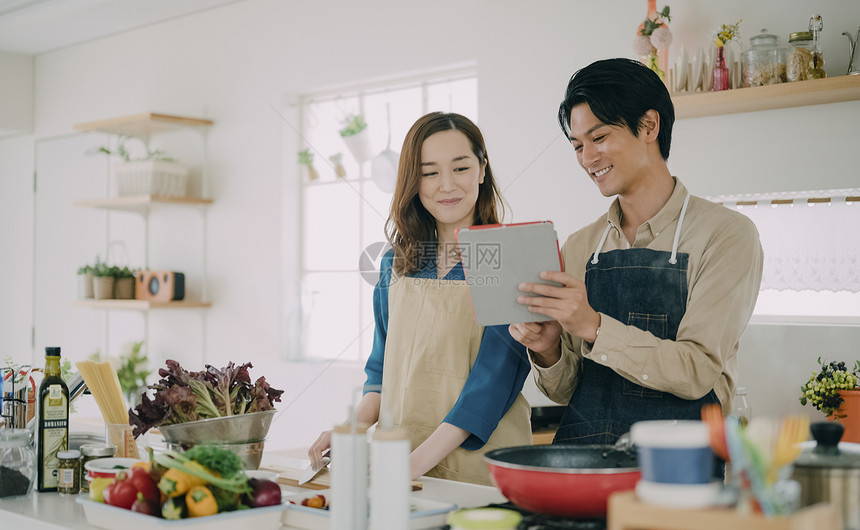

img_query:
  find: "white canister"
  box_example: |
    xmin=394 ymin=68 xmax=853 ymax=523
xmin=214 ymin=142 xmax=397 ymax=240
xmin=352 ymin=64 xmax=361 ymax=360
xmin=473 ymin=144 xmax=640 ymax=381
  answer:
xmin=330 ymin=421 xmax=369 ymax=530
xmin=630 ymin=420 xmax=720 ymax=509
xmin=369 ymin=426 xmax=411 ymax=529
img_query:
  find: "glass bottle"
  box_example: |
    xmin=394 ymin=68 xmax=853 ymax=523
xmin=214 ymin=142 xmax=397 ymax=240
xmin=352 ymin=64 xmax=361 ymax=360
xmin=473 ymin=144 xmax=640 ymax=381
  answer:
xmin=809 ymin=14 xmax=826 ymax=79
xmin=713 ymin=46 xmax=730 ymax=91
xmin=36 ymin=346 xmax=69 ymax=492
xmin=733 ymin=386 xmax=752 ymax=427
xmin=0 ymin=428 xmax=37 ymax=498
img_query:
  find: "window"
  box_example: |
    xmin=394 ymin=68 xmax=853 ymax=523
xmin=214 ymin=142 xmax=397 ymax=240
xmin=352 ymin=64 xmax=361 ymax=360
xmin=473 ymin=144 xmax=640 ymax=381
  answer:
xmin=296 ymin=69 xmax=478 ymax=361
xmin=708 ymin=189 xmax=860 ymax=325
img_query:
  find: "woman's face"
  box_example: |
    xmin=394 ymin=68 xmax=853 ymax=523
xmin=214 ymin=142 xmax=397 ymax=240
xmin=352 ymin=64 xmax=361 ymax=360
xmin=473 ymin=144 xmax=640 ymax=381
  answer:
xmin=418 ymin=129 xmax=486 ymax=232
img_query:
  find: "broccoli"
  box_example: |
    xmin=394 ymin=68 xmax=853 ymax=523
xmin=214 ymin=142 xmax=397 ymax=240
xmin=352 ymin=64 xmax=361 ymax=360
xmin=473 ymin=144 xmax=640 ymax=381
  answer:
xmin=182 ymin=445 xmax=245 ymax=479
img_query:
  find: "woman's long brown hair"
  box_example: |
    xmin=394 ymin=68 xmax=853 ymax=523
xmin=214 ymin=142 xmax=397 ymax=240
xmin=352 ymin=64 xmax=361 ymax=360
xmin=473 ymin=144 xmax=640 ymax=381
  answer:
xmin=385 ymin=112 xmax=506 ymax=276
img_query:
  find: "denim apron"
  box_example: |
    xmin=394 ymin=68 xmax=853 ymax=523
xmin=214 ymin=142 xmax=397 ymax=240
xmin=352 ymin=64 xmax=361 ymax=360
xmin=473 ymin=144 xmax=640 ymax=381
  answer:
xmin=554 ymin=193 xmax=719 ymax=445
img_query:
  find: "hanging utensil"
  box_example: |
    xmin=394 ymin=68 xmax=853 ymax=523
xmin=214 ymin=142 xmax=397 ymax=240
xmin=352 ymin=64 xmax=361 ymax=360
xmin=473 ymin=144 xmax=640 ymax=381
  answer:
xmin=371 ymin=103 xmax=399 ymax=193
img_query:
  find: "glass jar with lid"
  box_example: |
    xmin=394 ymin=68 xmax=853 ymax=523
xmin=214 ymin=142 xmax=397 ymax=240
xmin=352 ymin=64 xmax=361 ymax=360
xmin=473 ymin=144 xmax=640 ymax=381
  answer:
xmin=79 ymin=443 xmax=116 ymax=492
xmin=787 ymin=31 xmax=814 ymax=81
xmin=0 ymin=428 xmax=37 ymax=498
xmin=742 ymin=29 xmax=789 ymax=87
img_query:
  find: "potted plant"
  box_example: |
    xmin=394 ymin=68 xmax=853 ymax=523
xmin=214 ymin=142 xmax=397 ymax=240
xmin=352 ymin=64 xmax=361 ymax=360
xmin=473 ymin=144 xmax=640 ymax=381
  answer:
xmin=88 ymin=341 xmax=149 ymax=407
xmin=91 ymin=258 xmax=115 ymax=300
xmin=87 ymin=137 xmax=189 ymax=197
xmin=800 ymin=358 xmax=860 ymax=442
xmin=339 ymin=114 xmax=373 ymax=164
xmin=329 ymin=152 xmax=347 ymax=178
xmin=77 ymin=264 xmax=94 ymax=299
xmin=298 ymin=148 xmax=319 ymax=181
xmin=114 ymin=266 xmax=136 ymax=300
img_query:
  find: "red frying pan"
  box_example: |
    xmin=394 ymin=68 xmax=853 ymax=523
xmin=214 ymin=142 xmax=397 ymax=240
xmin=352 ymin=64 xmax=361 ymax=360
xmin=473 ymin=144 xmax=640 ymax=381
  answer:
xmin=484 ymin=444 xmax=640 ymax=517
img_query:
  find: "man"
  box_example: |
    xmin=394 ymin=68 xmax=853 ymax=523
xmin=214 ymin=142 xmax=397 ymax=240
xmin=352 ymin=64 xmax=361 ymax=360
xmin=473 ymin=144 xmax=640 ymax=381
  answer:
xmin=510 ymin=58 xmax=763 ymax=444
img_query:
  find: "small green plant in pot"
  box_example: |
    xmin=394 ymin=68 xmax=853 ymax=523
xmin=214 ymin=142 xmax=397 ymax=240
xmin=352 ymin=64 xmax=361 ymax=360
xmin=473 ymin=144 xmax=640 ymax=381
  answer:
xmin=77 ymin=263 xmax=94 ymax=299
xmin=91 ymin=258 xmax=115 ymax=300
xmin=86 ymin=136 xmax=188 ymax=197
xmin=800 ymin=358 xmax=860 ymax=443
xmin=329 ymin=152 xmax=347 ymax=178
xmin=298 ymin=148 xmax=319 ymax=181
xmin=114 ymin=266 xmax=136 ymax=300
xmin=339 ymin=114 xmax=373 ymax=164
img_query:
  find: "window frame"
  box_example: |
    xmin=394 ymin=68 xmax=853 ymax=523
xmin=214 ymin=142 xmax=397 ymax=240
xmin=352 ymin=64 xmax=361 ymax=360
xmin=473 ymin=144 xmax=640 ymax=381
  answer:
xmin=292 ymin=67 xmax=478 ymax=362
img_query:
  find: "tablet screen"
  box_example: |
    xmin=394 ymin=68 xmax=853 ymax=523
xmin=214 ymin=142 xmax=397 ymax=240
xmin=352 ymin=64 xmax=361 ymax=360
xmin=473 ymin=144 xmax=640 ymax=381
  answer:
xmin=456 ymin=221 xmax=563 ymax=326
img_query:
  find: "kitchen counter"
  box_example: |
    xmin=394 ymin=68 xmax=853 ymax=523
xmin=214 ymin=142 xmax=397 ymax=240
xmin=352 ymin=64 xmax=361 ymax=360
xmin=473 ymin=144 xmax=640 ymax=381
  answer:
xmin=0 ymin=473 xmax=505 ymax=529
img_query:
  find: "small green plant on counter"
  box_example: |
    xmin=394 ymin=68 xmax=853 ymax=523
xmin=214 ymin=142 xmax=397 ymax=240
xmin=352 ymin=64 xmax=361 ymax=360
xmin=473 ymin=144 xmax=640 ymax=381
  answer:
xmin=338 ymin=114 xmax=367 ymax=137
xmin=77 ymin=264 xmax=93 ymax=275
xmin=800 ymin=358 xmax=860 ymax=418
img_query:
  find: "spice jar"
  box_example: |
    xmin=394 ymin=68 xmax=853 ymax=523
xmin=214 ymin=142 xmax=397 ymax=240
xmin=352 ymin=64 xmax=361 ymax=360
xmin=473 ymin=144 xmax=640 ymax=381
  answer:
xmin=742 ymin=29 xmax=789 ymax=87
xmin=787 ymin=32 xmax=813 ymax=82
xmin=79 ymin=443 xmax=116 ymax=492
xmin=57 ymin=449 xmax=81 ymax=495
xmin=0 ymin=428 xmax=36 ymax=498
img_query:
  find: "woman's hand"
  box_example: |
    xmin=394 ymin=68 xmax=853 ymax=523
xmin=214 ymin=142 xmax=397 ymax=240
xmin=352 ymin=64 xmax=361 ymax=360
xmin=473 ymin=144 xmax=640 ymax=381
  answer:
xmin=508 ymin=321 xmax=563 ymax=367
xmin=307 ymin=430 xmax=332 ymax=468
xmin=517 ymin=271 xmax=600 ymax=343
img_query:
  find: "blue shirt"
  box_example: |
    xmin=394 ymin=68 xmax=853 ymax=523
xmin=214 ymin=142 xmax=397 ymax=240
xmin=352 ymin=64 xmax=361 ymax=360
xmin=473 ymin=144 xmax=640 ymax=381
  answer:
xmin=364 ymin=249 xmax=530 ymax=450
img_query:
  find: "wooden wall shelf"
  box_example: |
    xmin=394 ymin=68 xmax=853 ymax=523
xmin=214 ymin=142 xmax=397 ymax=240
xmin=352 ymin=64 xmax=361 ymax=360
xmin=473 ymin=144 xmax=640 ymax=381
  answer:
xmin=672 ymin=75 xmax=860 ymax=119
xmin=74 ymin=113 xmax=213 ymax=137
xmin=75 ymin=300 xmax=211 ymax=310
xmin=74 ymin=195 xmax=213 ymax=213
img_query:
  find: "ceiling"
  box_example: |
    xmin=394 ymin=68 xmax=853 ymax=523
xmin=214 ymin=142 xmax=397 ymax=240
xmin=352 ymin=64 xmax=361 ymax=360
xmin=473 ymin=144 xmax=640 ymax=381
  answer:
xmin=0 ymin=0 xmax=246 ymax=55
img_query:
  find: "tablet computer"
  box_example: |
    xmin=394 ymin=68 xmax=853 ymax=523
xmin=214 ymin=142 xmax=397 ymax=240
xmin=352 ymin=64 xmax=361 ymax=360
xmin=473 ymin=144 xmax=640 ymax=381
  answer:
xmin=455 ymin=221 xmax=563 ymax=326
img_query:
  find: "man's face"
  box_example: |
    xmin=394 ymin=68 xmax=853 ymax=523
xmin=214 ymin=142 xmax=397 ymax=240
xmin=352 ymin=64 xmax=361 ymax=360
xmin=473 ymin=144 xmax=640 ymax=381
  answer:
xmin=568 ymin=103 xmax=652 ymax=198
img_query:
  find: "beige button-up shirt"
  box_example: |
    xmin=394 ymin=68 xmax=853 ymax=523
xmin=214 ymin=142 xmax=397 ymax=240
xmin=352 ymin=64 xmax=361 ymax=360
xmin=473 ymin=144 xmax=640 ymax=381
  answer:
xmin=533 ymin=179 xmax=763 ymax=416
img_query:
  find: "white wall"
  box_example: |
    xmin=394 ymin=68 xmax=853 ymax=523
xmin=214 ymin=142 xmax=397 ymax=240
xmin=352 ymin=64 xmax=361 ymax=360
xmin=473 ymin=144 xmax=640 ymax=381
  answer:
xmin=1 ymin=0 xmax=859 ymax=450
xmin=0 ymin=50 xmax=33 ymax=135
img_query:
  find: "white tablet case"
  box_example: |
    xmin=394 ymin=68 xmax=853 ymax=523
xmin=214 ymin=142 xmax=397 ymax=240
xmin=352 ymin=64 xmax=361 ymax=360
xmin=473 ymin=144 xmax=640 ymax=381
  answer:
xmin=456 ymin=221 xmax=563 ymax=326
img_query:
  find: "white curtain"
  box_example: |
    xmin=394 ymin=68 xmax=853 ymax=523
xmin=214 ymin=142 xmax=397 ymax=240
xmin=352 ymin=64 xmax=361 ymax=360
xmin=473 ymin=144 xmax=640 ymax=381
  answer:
xmin=731 ymin=197 xmax=859 ymax=293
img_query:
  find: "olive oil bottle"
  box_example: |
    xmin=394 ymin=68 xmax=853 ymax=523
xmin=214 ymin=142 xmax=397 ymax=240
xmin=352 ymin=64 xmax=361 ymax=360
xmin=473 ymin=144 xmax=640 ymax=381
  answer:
xmin=37 ymin=346 xmax=69 ymax=492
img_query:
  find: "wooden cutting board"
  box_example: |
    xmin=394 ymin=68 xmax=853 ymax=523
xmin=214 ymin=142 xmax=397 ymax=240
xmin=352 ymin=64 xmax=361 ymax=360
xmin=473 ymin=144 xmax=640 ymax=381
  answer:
xmin=260 ymin=462 xmax=422 ymax=491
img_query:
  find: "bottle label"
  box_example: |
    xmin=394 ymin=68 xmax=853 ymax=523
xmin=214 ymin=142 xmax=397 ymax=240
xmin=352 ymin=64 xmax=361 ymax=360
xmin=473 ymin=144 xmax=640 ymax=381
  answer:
xmin=40 ymin=391 xmax=68 ymax=489
xmin=45 ymin=385 xmax=67 ymax=420
xmin=40 ymin=427 xmax=66 ymax=489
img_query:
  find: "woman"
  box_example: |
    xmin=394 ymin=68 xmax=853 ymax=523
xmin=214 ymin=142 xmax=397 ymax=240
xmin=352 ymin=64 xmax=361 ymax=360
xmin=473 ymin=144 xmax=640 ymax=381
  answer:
xmin=308 ymin=112 xmax=532 ymax=485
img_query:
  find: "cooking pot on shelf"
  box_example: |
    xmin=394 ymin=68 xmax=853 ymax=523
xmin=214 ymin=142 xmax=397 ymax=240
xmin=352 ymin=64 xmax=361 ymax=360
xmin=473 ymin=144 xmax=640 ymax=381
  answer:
xmin=484 ymin=444 xmax=640 ymax=517
xmin=792 ymin=422 xmax=860 ymax=530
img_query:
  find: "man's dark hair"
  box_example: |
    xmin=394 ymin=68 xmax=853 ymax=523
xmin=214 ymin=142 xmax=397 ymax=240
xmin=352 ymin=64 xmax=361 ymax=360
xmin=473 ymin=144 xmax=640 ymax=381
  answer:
xmin=557 ymin=58 xmax=675 ymax=160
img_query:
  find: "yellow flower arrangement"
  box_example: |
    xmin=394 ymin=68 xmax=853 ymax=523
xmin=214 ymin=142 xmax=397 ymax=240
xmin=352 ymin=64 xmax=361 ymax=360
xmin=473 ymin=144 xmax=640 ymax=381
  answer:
xmin=714 ymin=19 xmax=742 ymax=48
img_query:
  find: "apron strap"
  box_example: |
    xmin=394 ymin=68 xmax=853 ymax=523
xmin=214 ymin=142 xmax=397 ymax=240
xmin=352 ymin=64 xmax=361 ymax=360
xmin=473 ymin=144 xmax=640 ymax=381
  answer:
xmin=668 ymin=192 xmax=691 ymax=265
xmin=590 ymin=222 xmax=613 ymax=264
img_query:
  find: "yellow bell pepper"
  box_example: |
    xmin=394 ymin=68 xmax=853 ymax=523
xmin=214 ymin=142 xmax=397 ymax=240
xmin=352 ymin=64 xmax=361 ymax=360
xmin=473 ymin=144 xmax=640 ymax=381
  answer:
xmin=158 ymin=465 xmax=207 ymax=497
xmin=186 ymin=485 xmax=218 ymax=517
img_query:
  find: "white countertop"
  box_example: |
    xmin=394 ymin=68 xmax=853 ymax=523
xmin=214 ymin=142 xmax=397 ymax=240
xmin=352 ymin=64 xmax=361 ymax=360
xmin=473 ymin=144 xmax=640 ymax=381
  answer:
xmin=0 ymin=467 xmax=505 ymax=530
